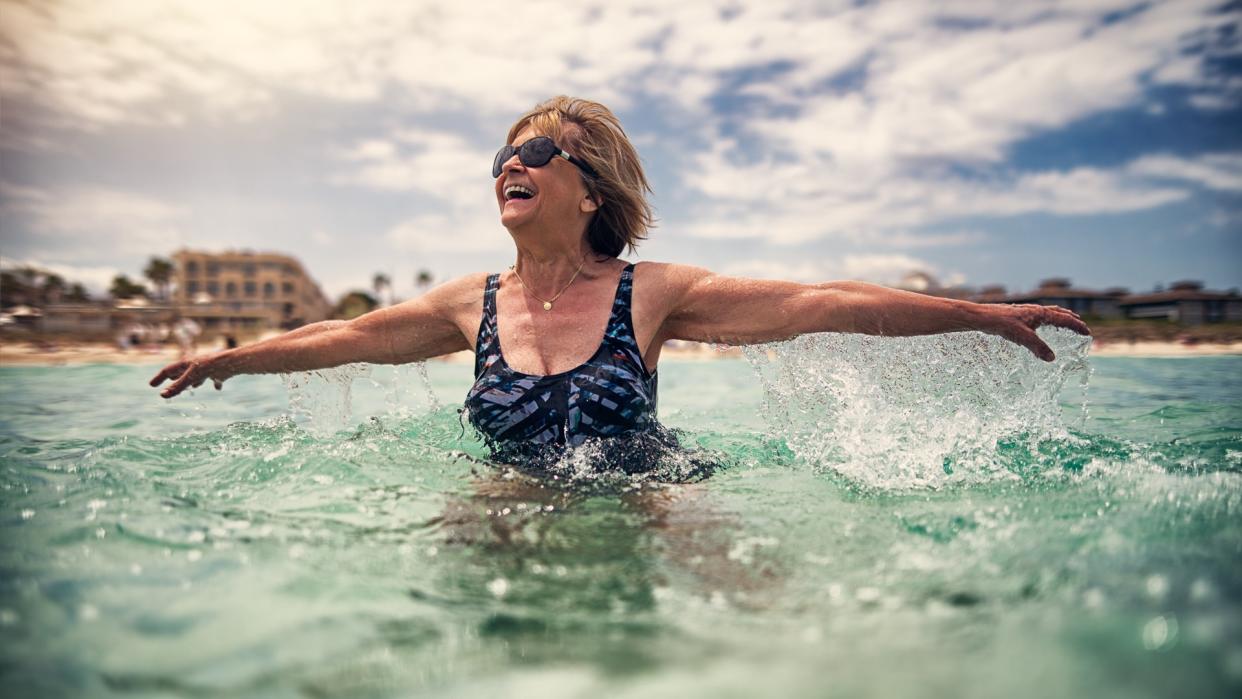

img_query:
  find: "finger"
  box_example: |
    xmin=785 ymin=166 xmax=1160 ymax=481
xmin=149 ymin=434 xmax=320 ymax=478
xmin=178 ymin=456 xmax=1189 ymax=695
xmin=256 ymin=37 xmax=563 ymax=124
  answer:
xmin=161 ymin=373 xmax=194 ymax=399
xmin=1041 ymin=312 xmax=1092 ymax=336
xmin=149 ymin=363 xmax=185 ymax=387
xmin=1025 ymin=333 xmax=1056 ymax=362
xmin=1003 ymin=325 xmax=1055 ymax=361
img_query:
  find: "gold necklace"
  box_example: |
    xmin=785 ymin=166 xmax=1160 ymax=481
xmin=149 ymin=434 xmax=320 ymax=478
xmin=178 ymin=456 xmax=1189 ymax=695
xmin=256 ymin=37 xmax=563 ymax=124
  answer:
xmin=509 ymin=257 xmax=588 ymax=311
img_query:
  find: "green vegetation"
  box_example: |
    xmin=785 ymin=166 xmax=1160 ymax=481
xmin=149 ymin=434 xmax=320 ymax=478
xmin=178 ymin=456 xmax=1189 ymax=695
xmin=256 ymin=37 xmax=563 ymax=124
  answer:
xmin=333 ymin=291 xmax=379 ymax=320
xmin=108 ymin=275 xmax=148 ymax=300
xmin=143 ymin=257 xmax=174 ymax=300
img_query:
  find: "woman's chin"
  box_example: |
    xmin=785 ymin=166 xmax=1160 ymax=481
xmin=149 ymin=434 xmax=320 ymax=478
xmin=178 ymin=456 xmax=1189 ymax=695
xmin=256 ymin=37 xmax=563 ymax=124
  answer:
xmin=499 ymin=201 xmax=537 ymax=228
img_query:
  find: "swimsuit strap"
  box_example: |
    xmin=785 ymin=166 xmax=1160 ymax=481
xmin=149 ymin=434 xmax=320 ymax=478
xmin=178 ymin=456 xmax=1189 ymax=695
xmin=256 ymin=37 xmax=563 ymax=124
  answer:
xmin=474 ymin=273 xmax=501 ymax=377
xmin=604 ymin=263 xmax=640 ymax=349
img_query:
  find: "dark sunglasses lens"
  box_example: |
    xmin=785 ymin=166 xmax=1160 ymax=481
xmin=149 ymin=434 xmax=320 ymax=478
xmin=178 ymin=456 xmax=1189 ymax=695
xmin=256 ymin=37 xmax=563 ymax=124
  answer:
xmin=519 ymin=137 xmax=557 ymax=168
xmin=492 ymin=145 xmax=516 ymax=178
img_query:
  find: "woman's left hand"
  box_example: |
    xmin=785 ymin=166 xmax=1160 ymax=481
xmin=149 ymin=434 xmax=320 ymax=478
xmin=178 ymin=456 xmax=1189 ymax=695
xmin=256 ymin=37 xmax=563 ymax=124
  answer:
xmin=983 ymin=303 xmax=1092 ymax=361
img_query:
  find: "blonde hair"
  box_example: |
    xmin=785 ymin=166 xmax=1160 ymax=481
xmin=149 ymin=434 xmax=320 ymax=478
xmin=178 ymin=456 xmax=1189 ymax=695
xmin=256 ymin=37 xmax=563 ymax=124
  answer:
xmin=506 ymin=96 xmax=654 ymax=257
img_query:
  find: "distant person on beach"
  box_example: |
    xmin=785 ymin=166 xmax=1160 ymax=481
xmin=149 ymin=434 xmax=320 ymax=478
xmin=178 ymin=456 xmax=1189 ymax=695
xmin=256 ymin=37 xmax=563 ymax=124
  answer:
xmin=171 ymin=317 xmax=202 ymax=360
xmin=152 ymin=96 xmax=1090 ymax=469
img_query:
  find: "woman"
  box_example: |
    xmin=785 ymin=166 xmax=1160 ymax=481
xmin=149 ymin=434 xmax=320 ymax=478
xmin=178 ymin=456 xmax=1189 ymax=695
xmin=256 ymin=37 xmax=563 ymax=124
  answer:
xmin=151 ymin=96 xmax=1090 ymax=467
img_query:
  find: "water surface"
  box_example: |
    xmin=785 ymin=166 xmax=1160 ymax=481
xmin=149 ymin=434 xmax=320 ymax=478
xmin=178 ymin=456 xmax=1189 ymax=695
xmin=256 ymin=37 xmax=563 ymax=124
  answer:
xmin=1 ymin=331 xmax=1239 ymax=697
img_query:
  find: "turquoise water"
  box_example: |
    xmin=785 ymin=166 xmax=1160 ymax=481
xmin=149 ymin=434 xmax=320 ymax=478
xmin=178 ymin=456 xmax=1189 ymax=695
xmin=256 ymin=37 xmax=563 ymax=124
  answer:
xmin=1 ymin=330 xmax=1240 ymax=698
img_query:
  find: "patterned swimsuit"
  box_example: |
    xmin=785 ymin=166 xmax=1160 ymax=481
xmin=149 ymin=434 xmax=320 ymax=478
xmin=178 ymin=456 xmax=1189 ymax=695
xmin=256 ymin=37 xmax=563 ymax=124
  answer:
xmin=465 ymin=264 xmax=661 ymax=469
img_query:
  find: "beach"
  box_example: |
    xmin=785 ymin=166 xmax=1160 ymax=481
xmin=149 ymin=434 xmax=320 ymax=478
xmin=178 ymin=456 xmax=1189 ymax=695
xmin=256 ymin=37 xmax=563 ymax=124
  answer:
xmin=2 ymin=337 xmax=1239 ymax=367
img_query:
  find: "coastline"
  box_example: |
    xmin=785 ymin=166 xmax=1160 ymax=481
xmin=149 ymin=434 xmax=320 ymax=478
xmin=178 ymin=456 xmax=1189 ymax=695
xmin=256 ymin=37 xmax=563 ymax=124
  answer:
xmin=2 ymin=339 xmax=1240 ymax=367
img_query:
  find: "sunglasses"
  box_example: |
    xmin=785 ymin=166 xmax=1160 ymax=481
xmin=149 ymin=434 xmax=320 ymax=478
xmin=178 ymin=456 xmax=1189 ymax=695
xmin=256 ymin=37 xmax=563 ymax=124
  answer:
xmin=492 ymin=136 xmax=598 ymax=179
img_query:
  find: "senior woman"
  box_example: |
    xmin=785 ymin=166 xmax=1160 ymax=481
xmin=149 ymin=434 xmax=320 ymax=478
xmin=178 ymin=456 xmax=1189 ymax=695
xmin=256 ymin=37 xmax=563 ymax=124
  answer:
xmin=152 ymin=96 xmax=1089 ymax=468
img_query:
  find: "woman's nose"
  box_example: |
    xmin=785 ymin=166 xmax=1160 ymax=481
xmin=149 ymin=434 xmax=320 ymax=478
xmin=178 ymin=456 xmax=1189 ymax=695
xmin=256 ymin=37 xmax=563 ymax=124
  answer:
xmin=501 ymin=153 xmax=524 ymax=173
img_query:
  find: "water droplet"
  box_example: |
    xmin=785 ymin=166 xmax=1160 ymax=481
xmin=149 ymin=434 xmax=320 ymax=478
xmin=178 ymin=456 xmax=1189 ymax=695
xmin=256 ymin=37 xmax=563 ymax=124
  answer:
xmin=0 ymin=609 xmax=18 ymax=625
xmin=186 ymin=550 xmax=203 ymax=562
xmin=1083 ymin=588 xmax=1105 ymax=610
xmin=1142 ymin=615 xmax=1178 ymax=651
xmin=79 ymin=604 xmax=98 ymax=622
xmin=487 ymin=578 xmax=509 ymax=598
xmin=20 ymin=509 xmax=34 ymax=520
xmin=130 ymin=563 xmax=143 ymax=575
xmin=1145 ymin=575 xmax=1169 ymax=600
xmin=855 ymin=587 xmax=882 ymax=603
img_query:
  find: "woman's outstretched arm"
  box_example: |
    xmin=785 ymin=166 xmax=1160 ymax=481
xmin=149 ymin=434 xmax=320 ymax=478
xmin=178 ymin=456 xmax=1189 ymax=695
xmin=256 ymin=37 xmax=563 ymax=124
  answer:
xmin=651 ymin=265 xmax=1091 ymax=361
xmin=150 ymin=274 xmax=484 ymax=398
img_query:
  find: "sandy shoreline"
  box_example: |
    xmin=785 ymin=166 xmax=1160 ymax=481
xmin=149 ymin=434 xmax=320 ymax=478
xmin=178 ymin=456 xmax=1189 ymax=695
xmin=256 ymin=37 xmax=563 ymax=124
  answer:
xmin=2 ymin=339 xmax=1240 ymax=367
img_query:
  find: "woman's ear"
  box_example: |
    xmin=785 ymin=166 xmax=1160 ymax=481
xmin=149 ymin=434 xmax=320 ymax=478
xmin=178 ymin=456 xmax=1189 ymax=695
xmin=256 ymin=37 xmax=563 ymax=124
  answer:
xmin=580 ymin=193 xmax=600 ymax=213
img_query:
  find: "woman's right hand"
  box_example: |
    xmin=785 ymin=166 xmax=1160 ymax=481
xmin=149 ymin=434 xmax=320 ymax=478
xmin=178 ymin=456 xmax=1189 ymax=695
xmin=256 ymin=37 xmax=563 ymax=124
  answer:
xmin=150 ymin=352 xmax=231 ymax=399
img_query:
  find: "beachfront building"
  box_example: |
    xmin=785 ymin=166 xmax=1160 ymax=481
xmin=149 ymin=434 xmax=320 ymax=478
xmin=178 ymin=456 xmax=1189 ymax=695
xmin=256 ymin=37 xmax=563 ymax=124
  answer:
xmin=172 ymin=250 xmax=332 ymax=334
xmin=991 ymin=278 xmax=1125 ymax=319
xmin=1119 ymin=281 xmax=1242 ymax=324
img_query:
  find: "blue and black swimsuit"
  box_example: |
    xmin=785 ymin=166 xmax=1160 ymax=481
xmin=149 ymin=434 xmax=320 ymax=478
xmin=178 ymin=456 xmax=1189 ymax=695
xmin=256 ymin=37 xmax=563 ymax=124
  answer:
xmin=464 ymin=263 xmax=711 ymax=478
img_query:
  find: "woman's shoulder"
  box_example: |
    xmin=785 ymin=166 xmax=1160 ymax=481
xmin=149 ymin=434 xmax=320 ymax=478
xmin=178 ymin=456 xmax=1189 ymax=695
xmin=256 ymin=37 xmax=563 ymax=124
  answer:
xmin=418 ymin=272 xmax=494 ymax=308
xmin=632 ymin=260 xmax=714 ymax=290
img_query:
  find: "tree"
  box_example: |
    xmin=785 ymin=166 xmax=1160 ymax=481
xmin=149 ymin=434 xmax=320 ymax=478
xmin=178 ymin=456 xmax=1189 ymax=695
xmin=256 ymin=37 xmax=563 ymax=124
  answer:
xmin=110 ymin=275 xmax=148 ymax=300
xmin=334 ymin=291 xmax=378 ymax=320
xmin=372 ymin=272 xmax=391 ymax=306
xmin=41 ymin=274 xmax=66 ymax=303
xmin=65 ymin=283 xmax=90 ymax=302
xmin=144 ymin=257 xmax=174 ymax=300
xmin=415 ymin=269 xmax=433 ymax=295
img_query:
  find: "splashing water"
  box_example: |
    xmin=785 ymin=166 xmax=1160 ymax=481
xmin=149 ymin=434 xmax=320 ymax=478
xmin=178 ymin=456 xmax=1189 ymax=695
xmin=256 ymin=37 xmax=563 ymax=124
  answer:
xmin=743 ymin=328 xmax=1092 ymax=488
xmin=1 ymin=348 xmax=1239 ymax=698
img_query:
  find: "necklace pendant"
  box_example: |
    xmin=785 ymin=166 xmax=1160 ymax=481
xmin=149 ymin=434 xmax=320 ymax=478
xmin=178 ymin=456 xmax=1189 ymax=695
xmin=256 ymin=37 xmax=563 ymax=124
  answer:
xmin=542 ymin=301 xmax=553 ymax=311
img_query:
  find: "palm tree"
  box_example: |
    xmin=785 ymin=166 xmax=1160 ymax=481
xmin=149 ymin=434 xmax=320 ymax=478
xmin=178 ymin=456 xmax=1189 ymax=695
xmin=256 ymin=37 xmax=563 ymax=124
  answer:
xmin=372 ymin=272 xmax=391 ymax=307
xmin=144 ymin=257 xmax=174 ymax=300
xmin=110 ymin=275 xmax=148 ymax=300
xmin=415 ymin=269 xmax=433 ymax=295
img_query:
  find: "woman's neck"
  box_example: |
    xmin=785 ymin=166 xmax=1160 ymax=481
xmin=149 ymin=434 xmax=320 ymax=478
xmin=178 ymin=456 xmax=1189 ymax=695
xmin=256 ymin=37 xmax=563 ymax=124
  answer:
xmin=510 ymin=239 xmax=601 ymax=296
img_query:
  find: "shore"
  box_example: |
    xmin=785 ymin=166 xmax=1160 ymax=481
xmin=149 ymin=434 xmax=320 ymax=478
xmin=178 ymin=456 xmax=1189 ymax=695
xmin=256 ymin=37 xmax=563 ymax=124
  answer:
xmin=2 ymin=338 xmax=1240 ymax=367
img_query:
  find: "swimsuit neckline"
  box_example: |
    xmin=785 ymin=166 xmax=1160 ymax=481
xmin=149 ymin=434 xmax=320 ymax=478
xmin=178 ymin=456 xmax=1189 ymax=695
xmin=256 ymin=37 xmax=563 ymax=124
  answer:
xmin=490 ymin=263 xmax=650 ymax=381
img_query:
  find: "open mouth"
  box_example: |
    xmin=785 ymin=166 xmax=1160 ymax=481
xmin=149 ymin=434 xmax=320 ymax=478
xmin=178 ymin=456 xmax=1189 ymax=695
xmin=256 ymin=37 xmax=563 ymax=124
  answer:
xmin=504 ymin=185 xmax=535 ymax=201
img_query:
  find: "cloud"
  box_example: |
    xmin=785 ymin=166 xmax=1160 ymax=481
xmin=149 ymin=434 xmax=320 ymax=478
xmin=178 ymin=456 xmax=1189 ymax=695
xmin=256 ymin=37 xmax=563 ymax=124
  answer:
xmin=0 ymin=182 xmax=187 ymax=261
xmin=1127 ymin=152 xmax=1242 ymax=192
xmin=331 ymin=128 xmax=495 ymax=208
xmin=678 ymin=150 xmax=1191 ymax=243
xmin=1 ymin=0 xmax=1231 ymax=136
xmin=721 ymin=252 xmax=938 ymax=285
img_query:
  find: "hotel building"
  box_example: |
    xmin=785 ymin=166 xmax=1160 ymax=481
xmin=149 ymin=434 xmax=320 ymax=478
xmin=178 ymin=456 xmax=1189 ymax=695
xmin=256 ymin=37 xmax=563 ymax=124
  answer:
xmin=171 ymin=249 xmax=332 ymax=334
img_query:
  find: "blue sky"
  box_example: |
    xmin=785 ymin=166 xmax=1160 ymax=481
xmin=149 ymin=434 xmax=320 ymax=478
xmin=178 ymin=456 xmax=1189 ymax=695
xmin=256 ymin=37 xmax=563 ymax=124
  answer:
xmin=1 ymin=0 xmax=1239 ymax=301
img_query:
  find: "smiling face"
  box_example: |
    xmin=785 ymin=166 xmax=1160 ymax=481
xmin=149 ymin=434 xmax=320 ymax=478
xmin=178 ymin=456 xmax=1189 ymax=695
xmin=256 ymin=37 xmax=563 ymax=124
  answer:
xmin=495 ymin=125 xmax=598 ymax=233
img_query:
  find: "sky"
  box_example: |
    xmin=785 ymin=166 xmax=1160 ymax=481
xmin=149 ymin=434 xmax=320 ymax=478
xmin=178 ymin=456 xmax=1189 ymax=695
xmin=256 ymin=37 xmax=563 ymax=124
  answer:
xmin=1 ymin=0 xmax=1240 ymax=301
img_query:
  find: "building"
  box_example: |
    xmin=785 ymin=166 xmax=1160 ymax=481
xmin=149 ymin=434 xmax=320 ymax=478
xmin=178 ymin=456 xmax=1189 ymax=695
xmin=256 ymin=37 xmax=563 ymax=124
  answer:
xmin=172 ymin=250 xmax=332 ymax=334
xmin=990 ymin=278 xmax=1125 ymax=319
xmin=1119 ymin=281 xmax=1242 ymax=324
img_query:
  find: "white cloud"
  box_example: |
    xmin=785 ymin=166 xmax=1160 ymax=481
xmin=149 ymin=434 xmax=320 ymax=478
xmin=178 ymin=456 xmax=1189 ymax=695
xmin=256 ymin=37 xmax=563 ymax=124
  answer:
xmin=721 ymin=253 xmax=938 ymax=285
xmin=1127 ymin=153 xmax=1242 ymax=192
xmin=2 ymin=0 xmax=1230 ymax=136
xmin=678 ymin=150 xmax=1190 ymax=243
xmin=332 ymin=129 xmax=495 ymax=208
xmin=0 ymin=183 xmax=187 ymax=260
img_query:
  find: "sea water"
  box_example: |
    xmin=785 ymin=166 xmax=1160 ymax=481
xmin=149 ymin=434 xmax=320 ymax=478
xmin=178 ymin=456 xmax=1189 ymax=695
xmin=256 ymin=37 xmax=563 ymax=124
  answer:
xmin=1 ymin=329 xmax=1239 ymax=698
